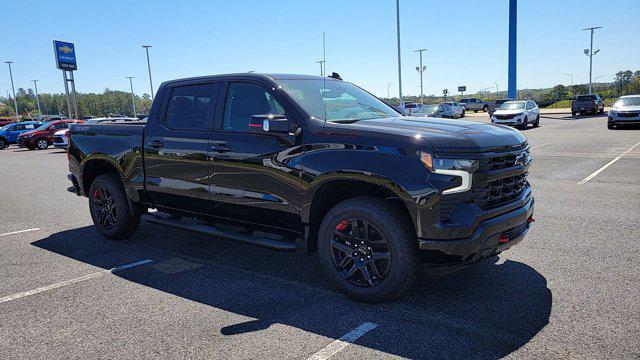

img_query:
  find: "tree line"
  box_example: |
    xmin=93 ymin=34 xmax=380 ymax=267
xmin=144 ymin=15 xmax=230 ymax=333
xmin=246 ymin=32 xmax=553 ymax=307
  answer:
xmin=382 ymin=69 xmax=640 ymax=106
xmin=0 ymin=88 xmax=153 ymax=118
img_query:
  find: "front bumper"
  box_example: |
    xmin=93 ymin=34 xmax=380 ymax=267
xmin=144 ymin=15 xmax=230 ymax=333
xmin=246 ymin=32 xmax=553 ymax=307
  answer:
xmin=419 ymin=196 xmax=534 ymax=266
xmin=609 ymin=113 xmax=640 ymax=125
xmin=491 ymin=115 xmax=524 ymax=125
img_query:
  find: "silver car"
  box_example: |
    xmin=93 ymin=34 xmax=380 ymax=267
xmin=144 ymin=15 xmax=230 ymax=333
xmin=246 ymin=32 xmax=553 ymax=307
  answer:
xmin=608 ymin=95 xmax=640 ymax=129
xmin=413 ymin=103 xmax=455 ymax=118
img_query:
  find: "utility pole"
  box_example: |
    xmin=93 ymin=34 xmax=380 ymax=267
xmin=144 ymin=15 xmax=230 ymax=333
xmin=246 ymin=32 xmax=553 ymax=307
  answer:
xmin=32 ymin=80 xmax=42 ymax=119
xmin=583 ymin=26 xmax=602 ymax=95
xmin=142 ymin=45 xmax=154 ymax=99
xmin=415 ymin=49 xmax=427 ymax=103
xmin=395 ymin=0 xmax=403 ymax=107
xmin=5 ymin=61 xmax=18 ymax=117
xmin=126 ymin=76 xmax=136 ymax=117
xmin=387 ymin=82 xmax=393 ymax=100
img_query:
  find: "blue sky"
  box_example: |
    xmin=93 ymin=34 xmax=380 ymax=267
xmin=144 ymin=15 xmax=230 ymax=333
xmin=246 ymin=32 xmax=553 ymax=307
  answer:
xmin=3 ymin=0 xmax=639 ymax=98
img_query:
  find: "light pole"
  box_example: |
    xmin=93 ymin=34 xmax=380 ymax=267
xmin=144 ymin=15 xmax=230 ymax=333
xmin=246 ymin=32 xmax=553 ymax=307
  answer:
xmin=126 ymin=76 xmax=136 ymax=117
xmin=32 ymin=80 xmax=42 ymax=118
xmin=316 ymin=60 xmax=325 ymax=77
xmin=387 ymin=82 xmax=393 ymax=100
xmin=494 ymin=82 xmax=499 ymax=98
xmin=562 ymin=73 xmax=574 ymax=87
xmin=142 ymin=45 xmax=154 ymax=99
xmin=583 ymin=26 xmax=602 ymax=95
xmin=395 ymin=0 xmax=403 ymax=107
xmin=595 ymin=75 xmax=606 ymax=93
xmin=415 ymin=48 xmax=427 ymax=103
xmin=5 ymin=61 xmax=18 ymax=117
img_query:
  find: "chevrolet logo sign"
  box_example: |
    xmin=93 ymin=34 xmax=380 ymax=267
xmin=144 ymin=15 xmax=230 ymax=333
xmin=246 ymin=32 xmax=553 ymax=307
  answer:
xmin=59 ymin=46 xmax=74 ymax=54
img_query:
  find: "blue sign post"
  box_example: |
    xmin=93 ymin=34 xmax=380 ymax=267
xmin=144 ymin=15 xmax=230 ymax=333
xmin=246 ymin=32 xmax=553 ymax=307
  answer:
xmin=53 ymin=40 xmax=78 ymax=118
xmin=508 ymin=0 xmax=517 ymax=100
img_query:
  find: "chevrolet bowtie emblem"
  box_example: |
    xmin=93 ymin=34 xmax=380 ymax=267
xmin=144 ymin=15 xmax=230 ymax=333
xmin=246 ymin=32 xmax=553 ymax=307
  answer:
xmin=59 ymin=46 xmax=73 ymax=54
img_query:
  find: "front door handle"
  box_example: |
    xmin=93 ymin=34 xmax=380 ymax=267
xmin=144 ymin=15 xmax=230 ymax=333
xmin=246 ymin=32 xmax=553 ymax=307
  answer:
xmin=148 ymin=140 xmax=164 ymax=149
xmin=210 ymin=144 xmax=231 ymax=153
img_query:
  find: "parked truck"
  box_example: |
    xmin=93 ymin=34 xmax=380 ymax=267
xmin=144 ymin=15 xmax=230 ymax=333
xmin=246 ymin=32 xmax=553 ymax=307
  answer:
xmin=67 ymin=73 xmax=534 ymax=301
xmin=571 ymin=94 xmax=604 ymax=116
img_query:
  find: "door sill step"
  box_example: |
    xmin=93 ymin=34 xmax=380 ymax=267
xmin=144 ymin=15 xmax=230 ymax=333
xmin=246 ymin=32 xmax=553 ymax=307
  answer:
xmin=143 ymin=212 xmax=297 ymax=251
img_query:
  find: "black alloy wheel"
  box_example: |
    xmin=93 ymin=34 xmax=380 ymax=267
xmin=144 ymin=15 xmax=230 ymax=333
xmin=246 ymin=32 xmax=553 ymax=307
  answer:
xmin=330 ymin=218 xmax=391 ymax=287
xmin=92 ymin=186 xmax=117 ymax=230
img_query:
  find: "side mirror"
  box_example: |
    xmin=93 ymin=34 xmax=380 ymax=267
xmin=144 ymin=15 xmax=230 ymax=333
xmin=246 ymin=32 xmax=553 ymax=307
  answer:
xmin=249 ymin=114 xmax=296 ymax=135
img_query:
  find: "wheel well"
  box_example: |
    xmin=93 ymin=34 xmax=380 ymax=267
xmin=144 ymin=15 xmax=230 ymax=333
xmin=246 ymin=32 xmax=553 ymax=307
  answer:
xmin=82 ymin=159 xmax=121 ymax=195
xmin=306 ymin=180 xmax=415 ymax=252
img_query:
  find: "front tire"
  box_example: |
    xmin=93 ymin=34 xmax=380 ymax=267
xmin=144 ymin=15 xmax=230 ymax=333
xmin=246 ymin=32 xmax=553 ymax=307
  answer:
xmin=518 ymin=117 xmax=528 ymax=130
xmin=89 ymin=174 xmax=141 ymax=240
xmin=317 ymin=196 xmax=419 ymax=302
xmin=461 ymin=110 xmax=465 ymax=118
xmin=608 ymin=123 xmax=615 ymax=130
xmin=482 ymin=105 xmax=488 ymax=112
xmin=36 ymin=138 xmax=49 ymax=150
xmin=0 ymin=140 xmax=6 ymax=150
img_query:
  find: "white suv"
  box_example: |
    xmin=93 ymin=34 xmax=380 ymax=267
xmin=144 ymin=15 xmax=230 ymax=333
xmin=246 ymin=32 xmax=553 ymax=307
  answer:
xmin=608 ymin=95 xmax=640 ymax=130
xmin=490 ymin=100 xmax=540 ymax=130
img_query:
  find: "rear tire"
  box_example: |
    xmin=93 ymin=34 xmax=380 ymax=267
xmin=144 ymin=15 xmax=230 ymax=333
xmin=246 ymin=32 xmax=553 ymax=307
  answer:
xmin=571 ymin=111 xmax=576 ymax=116
xmin=0 ymin=140 xmax=6 ymax=150
xmin=461 ymin=110 xmax=466 ymax=118
xmin=474 ymin=110 xmax=478 ymax=113
xmin=317 ymin=196 xmax=420 ymax=302
xmin=89 ymin=174 xmax=141 ymax=240
xmin=482 ymin=105 xmax=488 ymax=112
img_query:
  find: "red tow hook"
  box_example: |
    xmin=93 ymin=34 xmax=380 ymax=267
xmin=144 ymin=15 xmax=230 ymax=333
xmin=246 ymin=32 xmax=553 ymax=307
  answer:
xmin=527 ymin=217 xmax=535 ymax=224
xmin=499 ymin=236 xmax=509 ymax=244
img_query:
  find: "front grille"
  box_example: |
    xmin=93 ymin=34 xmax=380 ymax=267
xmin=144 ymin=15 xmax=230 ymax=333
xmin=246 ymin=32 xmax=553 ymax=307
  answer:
xmin=53 ymin=137 xmax=64 ymax=143
xmin=618 ymin=112 xmax=639 ymax=118
xmin=495 ymin=114 xmax=516 ymax=120
xmin=438 ymin=146 xmax=530 ymax=222
xmin=474 ymin=173 xmax=528 ymax=210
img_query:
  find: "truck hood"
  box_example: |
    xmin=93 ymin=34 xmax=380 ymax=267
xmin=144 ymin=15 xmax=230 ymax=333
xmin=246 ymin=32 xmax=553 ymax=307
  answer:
xmin=613 ymin=106 xmax=640 ymax=112
xmin=348 ymin=116 xmax=527 ymax=153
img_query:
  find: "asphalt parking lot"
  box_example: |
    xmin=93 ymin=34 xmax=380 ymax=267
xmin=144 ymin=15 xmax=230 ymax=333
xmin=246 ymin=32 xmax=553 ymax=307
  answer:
xmin=1 ymin=113 xmax=639 ymax=359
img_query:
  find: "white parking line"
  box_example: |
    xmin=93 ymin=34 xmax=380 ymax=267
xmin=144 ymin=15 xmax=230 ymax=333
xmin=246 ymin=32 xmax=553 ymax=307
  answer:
xmin=0 ymin=259 xmax=153 ymax=304
xmin=307 ymin=322 xmax=378 ymax=360
xmin=0 ymin=228 xmax=40 ymax=237
xmin=587 ymin=123 xmax=606 ymax=131
xmin=578 ymin=140 xmax=640 ymax=185
xmin=530 ymin=141 xmax=554 ymax=150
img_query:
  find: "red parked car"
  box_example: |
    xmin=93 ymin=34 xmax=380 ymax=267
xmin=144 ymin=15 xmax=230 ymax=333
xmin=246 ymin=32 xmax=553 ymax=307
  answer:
xmin=0 ymin=118 xmax=15 ymax=127
xmin=17 ymin=119 xmax=84 ymax=150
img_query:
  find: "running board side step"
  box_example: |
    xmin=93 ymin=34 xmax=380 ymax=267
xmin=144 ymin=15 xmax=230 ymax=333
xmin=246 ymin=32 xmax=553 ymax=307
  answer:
xmin=143 ymin=212 xmax=297 ymax=251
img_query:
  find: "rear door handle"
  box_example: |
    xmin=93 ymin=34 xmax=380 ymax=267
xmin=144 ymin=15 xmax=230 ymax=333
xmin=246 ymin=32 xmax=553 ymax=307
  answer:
xmin=148 ymin=140 xmax=164 ymax=149
xmin=210 ymin=144 xmax=231 ymax=153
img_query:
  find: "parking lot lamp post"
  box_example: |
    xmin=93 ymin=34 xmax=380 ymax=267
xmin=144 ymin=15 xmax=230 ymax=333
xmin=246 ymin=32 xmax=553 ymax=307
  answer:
xmin=495 ymin=82 xmax=499 ymax=98
xmin=396 ymin=0 xmax=403 ymax=107
xmin=562 ymin=73 xmax=574 ymax=87
xmin=387 ymin=82 xmax=393 ymax=100
xmin=5 ymin=61 xmax=18 ymax=117
xmin=126 ymin=76 xmax=136 ymax=117
xmin=415 ymin=49 xmax=427 ymax=103
xmin=582 ymin=26 xmax=602 ymax=95
xmin=142 ymin=45 xmax=154 ymax=100
xmin=32 ymin=80 xmax=42 ymax=119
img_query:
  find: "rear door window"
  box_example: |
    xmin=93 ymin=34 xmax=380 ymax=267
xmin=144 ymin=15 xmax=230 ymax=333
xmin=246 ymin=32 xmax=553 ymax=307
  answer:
xmin=165 ymin=83 xmax=220 ymax=131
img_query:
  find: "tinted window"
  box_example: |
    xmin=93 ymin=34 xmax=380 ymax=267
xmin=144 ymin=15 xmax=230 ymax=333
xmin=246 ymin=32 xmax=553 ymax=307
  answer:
xmin=223 ymin=83 xmax=285 ymax=131
xmin=165 ymin=83 xmax=219 ymax=131
xmin=576 ymin=95 xmax=596 ymax=101
xmin=13 ymin=125 xmax=25 ymax=131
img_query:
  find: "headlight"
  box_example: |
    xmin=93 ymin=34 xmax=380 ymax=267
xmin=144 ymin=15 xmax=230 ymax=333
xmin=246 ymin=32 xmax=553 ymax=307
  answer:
xmin=420 ymin=152 xmax=479 ymax=194
xmin=609 ymin=110 xmax=617 ymax=115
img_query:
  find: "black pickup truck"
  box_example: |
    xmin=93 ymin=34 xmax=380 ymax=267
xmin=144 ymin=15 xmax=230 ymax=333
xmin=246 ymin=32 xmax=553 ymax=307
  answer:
xmin=67 ymin=73 xmax=534 ymax=301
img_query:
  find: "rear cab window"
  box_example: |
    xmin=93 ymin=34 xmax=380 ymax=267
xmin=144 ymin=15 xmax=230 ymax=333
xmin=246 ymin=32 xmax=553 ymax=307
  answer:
xmin=165 ymin=83 xmax=220 ymax=131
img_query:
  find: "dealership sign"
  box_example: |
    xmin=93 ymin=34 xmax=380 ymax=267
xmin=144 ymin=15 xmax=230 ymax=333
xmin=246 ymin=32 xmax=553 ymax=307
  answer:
xmin=53 ymin=40 xmax=77 ymax=71
xmin=457 ymin=86 xmax=466 ymax=92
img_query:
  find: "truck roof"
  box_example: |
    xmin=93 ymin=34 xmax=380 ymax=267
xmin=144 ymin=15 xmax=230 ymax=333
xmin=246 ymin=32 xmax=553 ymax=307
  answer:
xmin=161 ymin=73 xmax=338 ymax=87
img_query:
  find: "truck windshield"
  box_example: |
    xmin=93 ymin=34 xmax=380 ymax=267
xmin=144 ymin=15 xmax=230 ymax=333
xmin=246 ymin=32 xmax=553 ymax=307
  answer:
xmin=576 ymin=95 xmax=596 ymax=101
xmin=276 ymin=79 xmax=399 ymax=122
xmin=498 ymin=101 xmax=526 ymax=110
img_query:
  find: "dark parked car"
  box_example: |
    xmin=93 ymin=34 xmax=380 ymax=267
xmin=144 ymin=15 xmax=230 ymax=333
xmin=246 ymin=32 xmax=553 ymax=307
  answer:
xmin=572 ymin=94 xmax=604 ymax=116
xmin=488 ymin=98 xmax=513 ymax=116
xmin=67 ymin=73 xmax=534 ymax=302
